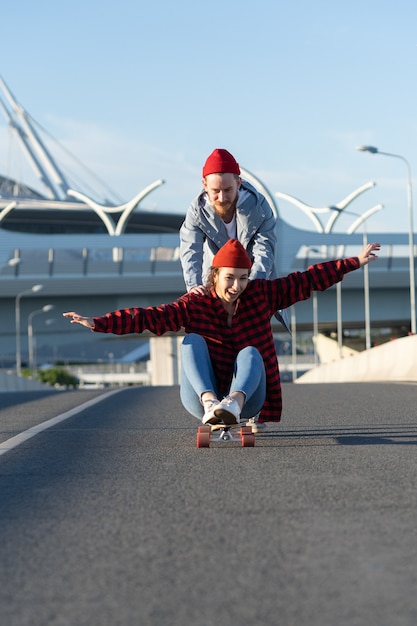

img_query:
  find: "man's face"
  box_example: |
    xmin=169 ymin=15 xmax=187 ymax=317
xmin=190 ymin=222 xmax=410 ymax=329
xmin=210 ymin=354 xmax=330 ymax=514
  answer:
xmin=203 ymin=173 xmax=241 ymax=219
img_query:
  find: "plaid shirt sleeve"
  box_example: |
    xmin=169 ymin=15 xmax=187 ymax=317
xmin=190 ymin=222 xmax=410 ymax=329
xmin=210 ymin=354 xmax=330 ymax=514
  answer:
xmin=259 ymin=257 xmax=361 ymax=312
xmin=92 ymin=297 xmax=190 ymax=335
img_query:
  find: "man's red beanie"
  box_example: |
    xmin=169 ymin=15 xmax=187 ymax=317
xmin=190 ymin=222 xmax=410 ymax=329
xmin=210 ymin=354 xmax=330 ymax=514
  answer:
xmin=202 ymin=148 xmax=241 ymax=177
xmin=212 ymin=239 xmax=252 ymax=269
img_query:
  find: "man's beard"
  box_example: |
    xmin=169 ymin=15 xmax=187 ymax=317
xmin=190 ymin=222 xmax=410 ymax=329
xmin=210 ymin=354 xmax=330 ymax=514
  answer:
xmin=213 ymin=196 xmax=238 ymax=220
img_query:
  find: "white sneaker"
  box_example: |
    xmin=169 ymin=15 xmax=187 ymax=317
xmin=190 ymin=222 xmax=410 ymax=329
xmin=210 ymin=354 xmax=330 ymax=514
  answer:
xmin=213 ymin=396 xmax=241 ymax=425
xmin=202 ymin=399 xmax=221 ymax=425
xmin=247 ymin=414 xmax=267 ymax=433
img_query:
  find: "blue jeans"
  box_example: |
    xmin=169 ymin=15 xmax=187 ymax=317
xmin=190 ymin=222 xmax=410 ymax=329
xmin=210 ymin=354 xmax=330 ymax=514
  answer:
xmin=180 ymin=333 xmax=266 ymax=421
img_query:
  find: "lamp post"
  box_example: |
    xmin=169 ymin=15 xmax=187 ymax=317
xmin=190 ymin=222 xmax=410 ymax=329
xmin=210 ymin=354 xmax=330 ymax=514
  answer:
xmin=330 ymin=244 xmax=346 ymax=358
xmin=290 ymin=306 xmax=297 ymax=381
xmin=303 ymin=247 xmax=323 ymax=365
xmin=347 ymin=206 xmax=383 ymax=350
xmin=303 ymin=243 xmax=349 ymax=358
xmin=28 ymin=304 xmax=55 ymax=376
xmin=356 ymin=146 xmax=416 ymax=335
xmin=312 ymin=291 xmax=318 ymax=366
xmin=15 ymin=284 xmax=43 ymax=375
xmin=334 ymin=206 xmax=382 ymax=355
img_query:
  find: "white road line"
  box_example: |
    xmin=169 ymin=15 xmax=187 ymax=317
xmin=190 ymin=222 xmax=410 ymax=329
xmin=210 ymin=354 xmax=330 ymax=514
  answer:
xmin=0 ymin=388 xmax=124 ymax=458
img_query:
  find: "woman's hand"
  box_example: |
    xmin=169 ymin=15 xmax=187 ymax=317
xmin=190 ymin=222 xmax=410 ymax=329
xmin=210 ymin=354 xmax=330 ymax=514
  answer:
xmin=63 ymin=311 xmax=95 ymax=329
xmin=357 ymin=243 xmax=381 ymax=267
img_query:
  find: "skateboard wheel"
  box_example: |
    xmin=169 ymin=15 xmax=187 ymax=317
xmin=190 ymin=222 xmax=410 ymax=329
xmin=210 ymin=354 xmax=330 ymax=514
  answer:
xmin=197 ymin=425 xmax=211 ymax=448
xmin=240 ymin=427 xmax=255 ymax=447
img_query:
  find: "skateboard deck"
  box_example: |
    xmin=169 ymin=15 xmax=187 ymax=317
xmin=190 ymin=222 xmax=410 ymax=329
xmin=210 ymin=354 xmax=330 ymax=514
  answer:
xmin=196 ymin=424 xmax=255 ymax=448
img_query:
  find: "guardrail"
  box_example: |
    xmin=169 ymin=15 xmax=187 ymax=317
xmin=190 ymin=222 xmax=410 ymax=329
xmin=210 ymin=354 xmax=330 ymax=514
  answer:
xmin=2 ymin=242 xmax=414 ymax=280
xmin=1 ymin=245 xmax=182 ymax=277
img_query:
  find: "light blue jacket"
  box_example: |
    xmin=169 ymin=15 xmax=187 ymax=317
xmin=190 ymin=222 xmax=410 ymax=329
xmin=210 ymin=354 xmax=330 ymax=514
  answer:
xmin=179 ymin=180 xmax=277 ymax=290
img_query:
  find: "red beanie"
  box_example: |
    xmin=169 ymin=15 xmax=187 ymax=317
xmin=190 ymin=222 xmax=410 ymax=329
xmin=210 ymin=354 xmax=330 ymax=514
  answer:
xmin=202 ymin=148 xmax=240 ymax=177
xmin=212 ymin=239 xmax=252 ymax=269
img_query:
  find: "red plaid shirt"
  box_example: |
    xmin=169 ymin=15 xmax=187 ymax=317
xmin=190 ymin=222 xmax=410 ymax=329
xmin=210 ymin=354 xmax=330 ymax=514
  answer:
xmin=93 ymin=257 xmax=360 ymax=421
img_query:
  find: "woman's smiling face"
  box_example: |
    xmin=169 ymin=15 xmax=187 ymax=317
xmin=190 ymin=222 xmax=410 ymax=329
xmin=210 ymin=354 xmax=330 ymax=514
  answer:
xmin=214 ymin=266 xmax=250 ymax=305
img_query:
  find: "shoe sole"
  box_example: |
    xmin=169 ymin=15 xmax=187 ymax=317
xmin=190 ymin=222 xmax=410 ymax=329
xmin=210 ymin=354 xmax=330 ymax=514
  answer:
xmin=213 ymin=407 xmax=239 ymax=426
xmin=203 ymin=414 xmax=223 ymax=426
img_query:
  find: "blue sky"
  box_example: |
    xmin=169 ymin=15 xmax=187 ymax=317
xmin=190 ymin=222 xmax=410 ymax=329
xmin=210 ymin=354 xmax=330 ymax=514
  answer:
xmin=1 ymin=0 xmax=416 ymax=233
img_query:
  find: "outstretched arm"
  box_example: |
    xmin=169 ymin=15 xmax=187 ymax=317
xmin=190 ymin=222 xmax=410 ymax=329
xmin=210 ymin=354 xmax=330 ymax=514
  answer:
xmin=357 ymin=242 xmax=380 ymax=267
xmin=64 ymin=301 xmax=187 ymax=336
xmin=263 ymin=243 xmax=383 ymax=313
xmin=63 ymin=311 xmax=94 ymax=329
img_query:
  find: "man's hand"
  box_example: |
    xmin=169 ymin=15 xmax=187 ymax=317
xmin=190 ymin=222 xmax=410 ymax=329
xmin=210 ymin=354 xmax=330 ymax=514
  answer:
xmin=189 ymin=285 xmax=208 ymax=296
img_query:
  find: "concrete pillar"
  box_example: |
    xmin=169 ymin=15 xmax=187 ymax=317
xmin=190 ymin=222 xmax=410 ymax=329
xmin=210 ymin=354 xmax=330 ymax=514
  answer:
xmin=149 ymin=336 xmax=183 ymax=385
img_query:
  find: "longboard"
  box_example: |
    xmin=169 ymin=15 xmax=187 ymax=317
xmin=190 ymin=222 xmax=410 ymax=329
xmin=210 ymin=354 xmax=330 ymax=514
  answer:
xmin=196 ymin=424 xmax=255 ymax=448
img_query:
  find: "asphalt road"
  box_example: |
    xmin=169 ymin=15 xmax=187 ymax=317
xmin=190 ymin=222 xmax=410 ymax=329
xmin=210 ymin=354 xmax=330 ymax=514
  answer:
xmin=1 ymin=382 xmax=417 ymax=626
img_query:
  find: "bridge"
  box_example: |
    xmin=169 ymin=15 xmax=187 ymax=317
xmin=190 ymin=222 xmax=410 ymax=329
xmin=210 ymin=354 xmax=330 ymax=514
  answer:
xmin=0 ymin=224 xmax=415 ymax=374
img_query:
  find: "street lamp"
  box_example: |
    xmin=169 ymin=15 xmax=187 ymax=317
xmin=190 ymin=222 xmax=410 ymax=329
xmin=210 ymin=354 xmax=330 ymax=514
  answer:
xmin=28 ymin=304 xmax=55 ymax=376
xmin=0 ymin=258 xmax=20 ymax=271
xmin=356 ymin=146 xmax=416 ymax=334
xmin=15 ymin=284 xmax=43 ymax=376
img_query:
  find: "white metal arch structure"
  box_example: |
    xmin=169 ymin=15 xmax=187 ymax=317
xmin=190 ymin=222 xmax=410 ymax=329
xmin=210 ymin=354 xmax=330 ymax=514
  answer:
xmin=0 ymin=76 xmax=166 ymax=233
xmin=239 ymin=167 xmax=279 ymax=219
xmin=276 ymin=181 xmax=376 ymax=233
xmin=67 ymin=179 xmax=165 ymax=236
xmin=276 ymin=191 xmax=324 ymax=232
xmin=0 ymin=201 xmax=17 ymax=226
xmin=346 ymin=204 xmax=383 ymax=235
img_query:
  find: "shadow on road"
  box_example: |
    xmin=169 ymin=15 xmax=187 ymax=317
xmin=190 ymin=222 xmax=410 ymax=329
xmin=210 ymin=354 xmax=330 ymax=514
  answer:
xmin=256 ymin=424 xmax=417 ymax=447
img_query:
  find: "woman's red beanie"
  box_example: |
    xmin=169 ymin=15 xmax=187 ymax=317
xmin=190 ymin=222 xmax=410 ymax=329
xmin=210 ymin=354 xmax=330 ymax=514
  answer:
xmin=212 ymin=239 xmax=252 ymax=269
xmin=202 ymin=148 xmax=240 ymax=177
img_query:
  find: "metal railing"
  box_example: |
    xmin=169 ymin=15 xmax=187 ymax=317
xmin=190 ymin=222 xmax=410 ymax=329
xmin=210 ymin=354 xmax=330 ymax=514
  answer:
xmin=1 ymin=245 xmax=182 ymax=278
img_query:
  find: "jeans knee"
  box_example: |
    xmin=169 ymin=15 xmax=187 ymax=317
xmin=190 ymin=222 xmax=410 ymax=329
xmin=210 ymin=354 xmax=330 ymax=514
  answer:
xmin=240 ymin=345 xmax=263 ymax=365
xmin=183 ymin=333 xmax=205 ymax=345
